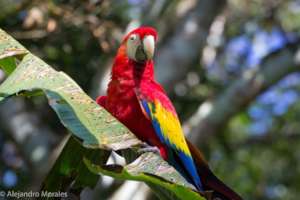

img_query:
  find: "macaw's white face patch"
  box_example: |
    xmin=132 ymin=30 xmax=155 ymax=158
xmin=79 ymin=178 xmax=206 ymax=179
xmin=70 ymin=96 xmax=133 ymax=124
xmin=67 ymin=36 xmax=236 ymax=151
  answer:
xmin=126 ymin=34 xmax=155 ymax=62
xmin=126 ymin=34 xmax=141 ymax=61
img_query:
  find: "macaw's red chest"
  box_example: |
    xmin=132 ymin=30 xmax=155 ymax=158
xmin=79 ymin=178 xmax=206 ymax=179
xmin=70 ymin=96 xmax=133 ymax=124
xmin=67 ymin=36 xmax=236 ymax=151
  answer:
xmin=105 ymin=79 xmax=162 ymax=148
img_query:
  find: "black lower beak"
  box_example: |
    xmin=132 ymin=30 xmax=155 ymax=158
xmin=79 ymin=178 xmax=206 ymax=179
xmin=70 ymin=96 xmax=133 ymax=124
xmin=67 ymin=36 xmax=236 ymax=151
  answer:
xmin=135 ymin=45 xmax=147 ymax=62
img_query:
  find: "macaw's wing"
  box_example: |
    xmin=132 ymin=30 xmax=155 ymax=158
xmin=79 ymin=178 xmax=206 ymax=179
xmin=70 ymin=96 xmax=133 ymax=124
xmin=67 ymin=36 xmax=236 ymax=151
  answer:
xmin=135 ymin=89 xmax=204 ymax=191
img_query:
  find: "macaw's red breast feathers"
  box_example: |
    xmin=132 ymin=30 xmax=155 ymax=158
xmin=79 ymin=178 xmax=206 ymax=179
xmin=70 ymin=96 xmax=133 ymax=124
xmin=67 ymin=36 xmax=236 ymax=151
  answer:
xmin=96 ymin=96 xmax=107 ymax=107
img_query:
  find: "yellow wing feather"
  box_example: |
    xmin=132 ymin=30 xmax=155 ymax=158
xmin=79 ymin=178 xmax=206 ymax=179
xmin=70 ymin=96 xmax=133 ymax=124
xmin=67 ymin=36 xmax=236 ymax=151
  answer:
xmin=148 ymin=100 xmax=191 ymax=155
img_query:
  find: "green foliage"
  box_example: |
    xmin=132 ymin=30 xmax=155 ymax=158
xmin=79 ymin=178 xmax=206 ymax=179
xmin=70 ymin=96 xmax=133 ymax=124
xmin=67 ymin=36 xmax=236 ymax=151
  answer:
xmin=0 ymin=28 xmax=204 ymax=200
xmin=42 ymin=137 xmax=110 ymax=195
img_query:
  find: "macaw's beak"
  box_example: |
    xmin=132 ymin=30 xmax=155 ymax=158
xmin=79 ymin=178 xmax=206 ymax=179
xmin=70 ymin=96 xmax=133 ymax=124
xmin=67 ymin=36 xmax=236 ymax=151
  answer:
xmin=135 ymin=35 xmax=155 ymax=62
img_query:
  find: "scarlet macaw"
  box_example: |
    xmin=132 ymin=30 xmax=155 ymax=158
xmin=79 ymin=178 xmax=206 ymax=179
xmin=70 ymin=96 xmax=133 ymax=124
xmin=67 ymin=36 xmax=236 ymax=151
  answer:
xmin=97 ymin=27 xmax=242 ymax=200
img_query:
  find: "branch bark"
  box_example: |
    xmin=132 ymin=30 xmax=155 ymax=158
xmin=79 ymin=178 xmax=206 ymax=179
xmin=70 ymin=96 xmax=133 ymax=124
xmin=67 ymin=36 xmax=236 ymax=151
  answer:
xmin=234 ymin=132 xmax=300 ymax=148
xmin=155 ymin=0 xmax=227 ymax=91
xmin=184 ymin=42 xmax=300 ymax=146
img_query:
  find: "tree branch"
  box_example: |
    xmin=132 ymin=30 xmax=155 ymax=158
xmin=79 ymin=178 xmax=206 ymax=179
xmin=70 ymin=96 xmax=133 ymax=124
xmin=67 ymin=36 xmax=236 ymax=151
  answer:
xmin=156 ymin=0 xmax=227 ymax=91
xmin=234 ymin=132 xmax=300 ymax=149
xmin=184 ymin=42 xmax=300 ymax=146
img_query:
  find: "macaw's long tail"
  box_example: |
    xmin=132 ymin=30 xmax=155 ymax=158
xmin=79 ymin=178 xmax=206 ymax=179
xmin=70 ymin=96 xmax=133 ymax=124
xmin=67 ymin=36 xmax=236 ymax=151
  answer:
xmin=186 ymin=139 xmax=243 ymax=200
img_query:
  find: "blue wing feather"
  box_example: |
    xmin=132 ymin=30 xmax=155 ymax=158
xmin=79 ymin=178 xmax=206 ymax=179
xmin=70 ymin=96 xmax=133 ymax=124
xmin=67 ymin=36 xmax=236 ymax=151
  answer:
xmin=141 ymin=100 xmax=166 ymax=142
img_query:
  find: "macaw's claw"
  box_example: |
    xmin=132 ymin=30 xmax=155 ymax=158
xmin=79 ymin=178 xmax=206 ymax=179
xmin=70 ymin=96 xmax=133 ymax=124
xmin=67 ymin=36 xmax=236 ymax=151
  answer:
xmin=138 ymin=143 xmax=160 ymax=155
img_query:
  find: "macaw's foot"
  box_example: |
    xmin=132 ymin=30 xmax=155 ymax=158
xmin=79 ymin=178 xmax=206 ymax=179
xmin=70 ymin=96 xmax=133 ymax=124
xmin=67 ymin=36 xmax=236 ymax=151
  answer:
xmin=138 ymin=143 xmax=168 ymax=160
xmin=138 ymin=143 xmax=160 ymax=155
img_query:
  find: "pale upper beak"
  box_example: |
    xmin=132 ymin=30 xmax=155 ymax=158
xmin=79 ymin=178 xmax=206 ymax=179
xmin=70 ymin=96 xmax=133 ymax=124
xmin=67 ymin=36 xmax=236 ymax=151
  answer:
xmin=142 ymin=35 xmax=155 ymax=60
xmin=135 ymin=35 xmax=155 ymax=62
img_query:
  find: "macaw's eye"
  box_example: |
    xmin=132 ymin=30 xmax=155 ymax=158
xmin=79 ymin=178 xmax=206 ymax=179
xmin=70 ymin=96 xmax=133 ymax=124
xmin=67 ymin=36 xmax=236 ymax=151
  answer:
xmin=129 ymin=34 xmax=138 ymax=41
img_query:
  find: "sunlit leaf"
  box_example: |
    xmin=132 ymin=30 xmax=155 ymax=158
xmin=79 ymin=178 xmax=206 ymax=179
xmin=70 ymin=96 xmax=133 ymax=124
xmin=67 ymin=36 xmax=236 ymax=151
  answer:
xmin=0 ymin=52 xmax=140 ymax=150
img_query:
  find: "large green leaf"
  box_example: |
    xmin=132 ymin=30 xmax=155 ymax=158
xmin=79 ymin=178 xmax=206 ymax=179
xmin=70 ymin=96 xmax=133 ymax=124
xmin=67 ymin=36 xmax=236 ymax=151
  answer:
xmin=0 ymin=55 xmax=140 ymax=150
xmin=0 ymin=28 xmax=204 ymax=200
xmin=85 ymin=153 xmax=200 ymax=200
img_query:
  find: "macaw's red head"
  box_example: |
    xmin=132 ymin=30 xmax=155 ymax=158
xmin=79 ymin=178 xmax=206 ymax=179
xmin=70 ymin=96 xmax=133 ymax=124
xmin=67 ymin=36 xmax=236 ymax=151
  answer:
xmin=122 ymin=26 xmax=157 ymax=63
